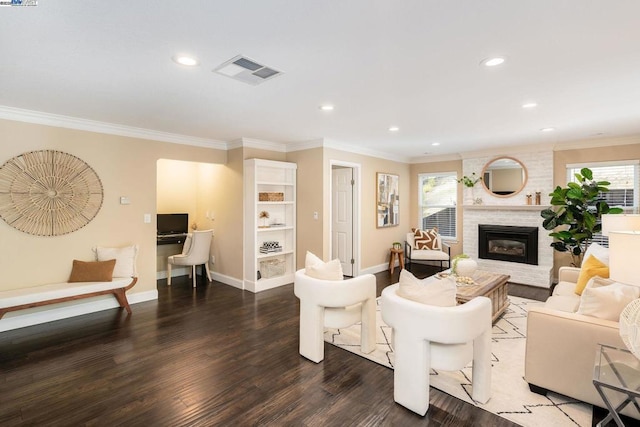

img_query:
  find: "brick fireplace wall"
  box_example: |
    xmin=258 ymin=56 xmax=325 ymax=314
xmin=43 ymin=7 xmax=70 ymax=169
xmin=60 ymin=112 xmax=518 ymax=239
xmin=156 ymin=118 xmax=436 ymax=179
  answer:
xmin=462 ymin=151 xmax=554 ymax=288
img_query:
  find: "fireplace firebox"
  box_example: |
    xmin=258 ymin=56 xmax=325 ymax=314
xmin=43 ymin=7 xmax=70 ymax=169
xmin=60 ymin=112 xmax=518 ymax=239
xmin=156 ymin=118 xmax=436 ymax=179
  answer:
xmin=478 ymin=224 xmax=538 ymax=265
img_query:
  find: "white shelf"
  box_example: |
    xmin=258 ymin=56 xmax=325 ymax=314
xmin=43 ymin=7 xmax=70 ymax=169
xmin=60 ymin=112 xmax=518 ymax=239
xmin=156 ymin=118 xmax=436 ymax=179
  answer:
xmin=257 ymin=226 xmax=294 ymax=232
xmin=256 ymin=181 xmax=295 ymax=186
xmin=244 ymin=158 xmax=297 ymax=293
xmin=257 ymin=250 xmax=294 ymax=259
xmin=463 ymin=205 xmax=550 ymax=211
xmin=257 ymin=201 xmax=295 ymax=205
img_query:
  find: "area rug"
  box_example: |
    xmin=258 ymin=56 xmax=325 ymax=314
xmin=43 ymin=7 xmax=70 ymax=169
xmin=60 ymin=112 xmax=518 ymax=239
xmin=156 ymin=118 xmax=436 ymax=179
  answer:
xmin=324 ymin=296 xmax=592 ymax=427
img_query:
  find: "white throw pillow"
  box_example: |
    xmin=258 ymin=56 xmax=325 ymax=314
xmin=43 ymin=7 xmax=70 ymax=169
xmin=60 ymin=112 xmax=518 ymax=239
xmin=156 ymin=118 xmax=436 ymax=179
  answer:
xmin=304 ymin=251 xmax=343 ymax=281
xmin=584 ymin=275 xmax=615 ymax=290
xmin=397 ymin=269 xmax=456 ymax=307
xmin=577 ymin=282 xmax=640 ymax=321
xmin=583 ymin=242 xmax=610 ymax=266
xmin=94 ymin=245 xmax=138 ymax=278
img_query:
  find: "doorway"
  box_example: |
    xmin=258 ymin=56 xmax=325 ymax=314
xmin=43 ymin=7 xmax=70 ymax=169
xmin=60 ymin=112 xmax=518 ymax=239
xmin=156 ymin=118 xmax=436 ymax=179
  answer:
xmin=330 ymin=161 xmax=360 ymax=277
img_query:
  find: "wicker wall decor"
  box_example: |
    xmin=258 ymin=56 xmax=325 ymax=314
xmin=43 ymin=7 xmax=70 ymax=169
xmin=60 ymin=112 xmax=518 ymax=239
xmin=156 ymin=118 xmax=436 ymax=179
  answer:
xmin=0 ymin=150 xmax=104 ymax=236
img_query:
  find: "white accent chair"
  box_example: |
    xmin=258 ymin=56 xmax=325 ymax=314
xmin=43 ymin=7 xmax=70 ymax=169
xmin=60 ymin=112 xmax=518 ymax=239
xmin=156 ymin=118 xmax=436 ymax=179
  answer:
xmin=404 ymin=232 xmax=450 ymax=271
xmin=167 ymin=230 xmax=213 ymax=288
xmin=381 ymin=283 xmax=492 ymax=416
xmin=293 ymin=269 xmax=377 ymax=363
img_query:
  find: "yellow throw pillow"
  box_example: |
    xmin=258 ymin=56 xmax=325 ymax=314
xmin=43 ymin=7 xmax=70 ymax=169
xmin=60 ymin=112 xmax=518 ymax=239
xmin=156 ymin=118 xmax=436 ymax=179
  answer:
xmin=575 ymin=255 xmax=609 ymax=295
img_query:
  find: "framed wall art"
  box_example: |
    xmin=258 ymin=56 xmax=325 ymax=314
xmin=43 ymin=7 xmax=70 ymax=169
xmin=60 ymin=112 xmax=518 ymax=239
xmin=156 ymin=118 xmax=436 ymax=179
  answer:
xmin=376 ymin=172 xmax=399 ymax=228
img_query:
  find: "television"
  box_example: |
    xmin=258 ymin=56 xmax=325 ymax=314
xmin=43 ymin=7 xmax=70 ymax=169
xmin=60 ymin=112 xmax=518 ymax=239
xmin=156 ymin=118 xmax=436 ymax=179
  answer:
xmin=157 ymin=213 xmax=189 ymax=235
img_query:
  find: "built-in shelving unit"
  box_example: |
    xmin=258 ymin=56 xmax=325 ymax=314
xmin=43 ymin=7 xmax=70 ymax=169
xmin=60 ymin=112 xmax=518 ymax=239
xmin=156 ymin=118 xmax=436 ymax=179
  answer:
xmin=244 ymin=159 xmax=297 ymax=292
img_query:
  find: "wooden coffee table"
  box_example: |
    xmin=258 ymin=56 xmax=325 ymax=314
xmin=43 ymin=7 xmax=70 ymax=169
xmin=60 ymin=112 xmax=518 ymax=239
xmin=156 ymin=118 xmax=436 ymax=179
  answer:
xmin=453 ymin=270 xmax=510 ymax=323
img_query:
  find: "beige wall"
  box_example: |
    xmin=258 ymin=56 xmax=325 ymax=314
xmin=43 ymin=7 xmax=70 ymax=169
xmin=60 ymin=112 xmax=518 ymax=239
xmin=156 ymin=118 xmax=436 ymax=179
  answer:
xmin=409 ymin=159 xmax=464 ymax=257
xmin=286 ymin=148 xmax=324 ymax=268
xmin=157 ymin=159 xmax=198 ymax=218
xmin=0 ymin=119 xmax=225 ymax=298
xmin=321 ymin=148 xmax=410 ymax=271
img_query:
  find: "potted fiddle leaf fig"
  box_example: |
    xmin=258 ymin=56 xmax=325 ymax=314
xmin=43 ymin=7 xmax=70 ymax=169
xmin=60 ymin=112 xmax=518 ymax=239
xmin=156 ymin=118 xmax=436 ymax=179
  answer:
xmin=540 ymin=167 xmax=622 ymax=267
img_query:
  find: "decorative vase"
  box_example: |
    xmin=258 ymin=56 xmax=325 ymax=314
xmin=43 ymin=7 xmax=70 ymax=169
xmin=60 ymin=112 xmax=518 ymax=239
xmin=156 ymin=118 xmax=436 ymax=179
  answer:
xmin=454 ymin=258 xmax=477 ymax=277
xmin=464 ymin=186 xmax=475 ymax=205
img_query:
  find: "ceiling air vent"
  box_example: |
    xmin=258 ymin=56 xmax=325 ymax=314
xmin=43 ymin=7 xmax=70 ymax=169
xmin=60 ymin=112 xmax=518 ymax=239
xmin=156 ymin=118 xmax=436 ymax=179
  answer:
xmin=213 ymin=55 xmax=283 ymax=86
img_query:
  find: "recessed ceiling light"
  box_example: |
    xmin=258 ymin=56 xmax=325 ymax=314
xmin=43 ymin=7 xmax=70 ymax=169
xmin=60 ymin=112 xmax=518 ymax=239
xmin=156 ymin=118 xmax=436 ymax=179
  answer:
xmin=481 ymin=57 xmax=505 ymax=67
xmin=522 ymin=102 xmax=538 ymax=109
xmin=319 ymin=105 xmax=334 ymax=111
xmin=388 ymin=126 xmax=399 ymax=132
xmin=540 ymin=127 xmax=555 ymax=132
xmin=172 ymin=55 xmax=199 ymax=67
xmin=431 ymin=142 xmax=440 ymax=146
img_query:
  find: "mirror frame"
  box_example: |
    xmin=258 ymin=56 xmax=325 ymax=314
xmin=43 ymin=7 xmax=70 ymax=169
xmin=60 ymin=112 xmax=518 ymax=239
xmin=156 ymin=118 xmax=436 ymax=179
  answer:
xmin=480 ymin=156 xmax=528 ymax=198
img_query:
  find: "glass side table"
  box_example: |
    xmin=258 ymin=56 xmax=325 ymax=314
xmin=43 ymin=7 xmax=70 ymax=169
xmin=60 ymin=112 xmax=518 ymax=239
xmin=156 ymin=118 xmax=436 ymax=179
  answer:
xmin=593 ymin=344 xmax=640 ymax=427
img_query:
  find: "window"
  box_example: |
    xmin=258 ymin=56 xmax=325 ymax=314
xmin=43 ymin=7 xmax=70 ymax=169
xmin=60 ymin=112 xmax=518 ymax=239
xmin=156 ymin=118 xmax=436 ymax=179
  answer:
xmin=418 ymin=172 xmax=457 ymax=239
xmin=567 ymin=160 xmax=639 ymax=246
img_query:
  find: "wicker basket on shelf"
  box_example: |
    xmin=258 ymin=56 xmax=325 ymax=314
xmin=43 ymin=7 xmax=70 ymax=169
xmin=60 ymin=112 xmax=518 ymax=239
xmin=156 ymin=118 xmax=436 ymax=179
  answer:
xmin=260 ymin=258 xmax=286 ymax=278
xmin=259 ymin=192 xmax=284 ymax=202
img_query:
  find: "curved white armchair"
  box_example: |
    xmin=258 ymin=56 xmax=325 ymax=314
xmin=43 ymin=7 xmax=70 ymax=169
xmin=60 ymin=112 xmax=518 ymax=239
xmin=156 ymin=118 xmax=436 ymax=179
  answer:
xmin=294 ymin=269 xmax=376 ymax=363
xmin=381 ymin=283 xmax=492 ymax=416
xmin=167 ymin=230 xmax=213 ymax=288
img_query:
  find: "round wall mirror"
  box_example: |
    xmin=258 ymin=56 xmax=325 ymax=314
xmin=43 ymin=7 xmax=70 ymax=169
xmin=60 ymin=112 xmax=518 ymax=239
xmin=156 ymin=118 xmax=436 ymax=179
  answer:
xmin=481 ymin=156 xmax=528 ymax=197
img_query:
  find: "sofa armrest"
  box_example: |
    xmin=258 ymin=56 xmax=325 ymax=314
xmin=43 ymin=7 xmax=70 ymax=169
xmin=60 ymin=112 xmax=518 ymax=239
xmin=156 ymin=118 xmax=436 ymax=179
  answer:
xmin=558 ymin=266 xmax=580 ymax=284
xmin=524 ymin=306 xmax=626 ymax=410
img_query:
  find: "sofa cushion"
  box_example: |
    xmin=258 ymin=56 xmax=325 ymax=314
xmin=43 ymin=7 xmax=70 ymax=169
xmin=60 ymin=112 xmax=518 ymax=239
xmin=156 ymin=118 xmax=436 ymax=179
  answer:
xmin=397 ymin=269 xmax=456 ymax=306
xmin=575 ymin=255 xmax=609 ymax=295
xmin=68 ymin=259 xmax=116 ymax=283
xmin=304 ymin=251 xmax=343 ymax=281
xmin=544 ymin=295 xmax=581 ymax=313
xmin=552 ymin=281 xmax=579 ymax=297
xmin=576 ymin=282 xmax=640 ymax=321
xmin=412 ymin=227 xmax=439 ymax=250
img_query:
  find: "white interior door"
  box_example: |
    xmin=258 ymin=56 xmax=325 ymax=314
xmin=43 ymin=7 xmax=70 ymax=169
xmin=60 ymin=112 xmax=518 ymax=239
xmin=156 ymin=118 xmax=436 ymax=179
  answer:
xmin=332 ymin=167 xmax=354 ymax=276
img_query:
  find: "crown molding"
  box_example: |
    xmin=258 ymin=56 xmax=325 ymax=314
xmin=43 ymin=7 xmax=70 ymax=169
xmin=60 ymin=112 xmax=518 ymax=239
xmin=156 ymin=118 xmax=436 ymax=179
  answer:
xmin=323 ymin=139 xmax=412 ymax=163
xmin=286 ymin=139 xmax=324 ymax=152
xmin=0 ymin=105 xmax=228 ymax=150
xmin=409 ymin=153 xmax=463 ymax=164
xmin=552 ymin=134 xmax=640 ymax=151
xmin=231 ymin=137 xmax=287 ymax=152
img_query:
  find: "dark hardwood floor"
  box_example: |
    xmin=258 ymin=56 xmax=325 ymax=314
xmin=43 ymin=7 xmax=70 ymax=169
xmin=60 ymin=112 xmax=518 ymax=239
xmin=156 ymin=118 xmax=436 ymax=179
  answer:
xmin=0 ymin=266 xmax=548 ymax=426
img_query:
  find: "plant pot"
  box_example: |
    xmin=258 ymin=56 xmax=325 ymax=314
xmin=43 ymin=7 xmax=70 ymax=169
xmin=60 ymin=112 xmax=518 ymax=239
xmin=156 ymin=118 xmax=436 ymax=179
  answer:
xmin=454 ymin=258 xmax=477 ymax=277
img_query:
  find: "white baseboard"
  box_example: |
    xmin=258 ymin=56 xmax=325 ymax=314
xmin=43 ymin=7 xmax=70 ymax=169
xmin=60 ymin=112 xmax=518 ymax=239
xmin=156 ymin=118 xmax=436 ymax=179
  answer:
xmin=211 ymin=272 xmax=244 ymax=290
xmin=157 ymin=268 xmax=243 ymax=290
xmin=156 ymin=267 xmax=189 ymax=280
xmin=360 ymin=263 xmax=390 ymax=275
xmin=0 ymin=290 xmax=158 ymax=332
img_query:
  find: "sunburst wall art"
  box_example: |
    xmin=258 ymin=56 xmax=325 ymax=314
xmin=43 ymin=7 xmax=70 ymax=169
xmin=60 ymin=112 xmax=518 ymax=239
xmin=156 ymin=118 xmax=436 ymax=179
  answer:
xmin=0 ymin=150 xmax=104 ymax=236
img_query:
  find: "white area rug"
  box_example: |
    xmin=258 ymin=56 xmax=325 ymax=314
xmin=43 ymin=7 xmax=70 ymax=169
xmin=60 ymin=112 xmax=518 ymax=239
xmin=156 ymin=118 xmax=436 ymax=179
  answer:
xmin=324 ymin=296 xmax=592 ymax=427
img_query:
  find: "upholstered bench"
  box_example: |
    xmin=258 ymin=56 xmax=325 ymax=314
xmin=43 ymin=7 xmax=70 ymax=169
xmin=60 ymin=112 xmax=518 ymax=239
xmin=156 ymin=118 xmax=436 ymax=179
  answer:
xmin=0 ymin=277 xmax=137 ymax=319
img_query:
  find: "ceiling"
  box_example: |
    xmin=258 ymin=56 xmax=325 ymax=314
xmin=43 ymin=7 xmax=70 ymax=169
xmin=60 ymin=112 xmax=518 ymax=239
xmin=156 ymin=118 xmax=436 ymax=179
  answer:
xmin=2 ymin=1 xmax=640 ymax=162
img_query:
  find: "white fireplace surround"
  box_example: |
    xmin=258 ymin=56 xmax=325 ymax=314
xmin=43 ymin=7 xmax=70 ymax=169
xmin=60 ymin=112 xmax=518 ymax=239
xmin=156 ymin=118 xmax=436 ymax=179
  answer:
xmin=461 ymin=151 xmax=554 ymax=288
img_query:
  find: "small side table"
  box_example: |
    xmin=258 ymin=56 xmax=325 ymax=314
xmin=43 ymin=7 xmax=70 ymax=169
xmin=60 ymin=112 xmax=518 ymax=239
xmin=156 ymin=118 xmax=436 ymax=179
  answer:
xmin=389 ymin=247 xmax=405 ymax=274
xmin=592 ymin=343 xmax=640 ymax=426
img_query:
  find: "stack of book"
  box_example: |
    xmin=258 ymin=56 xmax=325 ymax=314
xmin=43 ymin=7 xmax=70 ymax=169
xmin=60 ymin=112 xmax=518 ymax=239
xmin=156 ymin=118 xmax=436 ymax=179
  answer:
xmin=260 ymin=241 xmax=282 ymax=254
